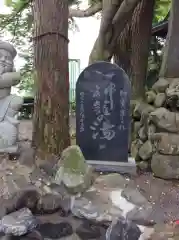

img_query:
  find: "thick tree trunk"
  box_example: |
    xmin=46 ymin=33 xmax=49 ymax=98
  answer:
xmin=113 ymin=23 xmax=131 ymax=75
xmin=114 ymin=0 xmax=154 ymax=99
xmin=160 ymin=0 xmax=179 ymax=78
xmin=130 ymin=0 xmax=155 ymax=99
xmin=88 ymin=0 xmax=141 ymax=64
xmin=32 ymin=0 xmax=70 ymax=159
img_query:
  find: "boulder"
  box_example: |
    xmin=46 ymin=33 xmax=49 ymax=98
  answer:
xmin=18 ymin=147 xmax=35 ymax=168
xmin=55 ymin=145 xmax=94 ymax=194
xmin=154 ymin=93 xmax=166 ymax=108
xmin=121 ymin=187 xmax=148 ymax=206
xmin=138 ymin=140 xmax=153 ymax=161
xmin=166 ymin=78 xmax=179 ymax=98
xmin=36 ymin=193 xmax=65 ymax=214
xmin=93 ymin=173 xmax=128 ymax=189
xmin=0 ymin=208 xmax=37 ymax=236
xmin=154 ymin=133 xmax=179 ymax=155
xmin=137 ymin=161 xmax=150 ymax=171
xmin=0 ymin=187 xmax=40 ymax=217
xmin=71 ymin=174 xmax=135 ymax=222
xmin=147 ymin=124 xmax=156 ymax=140
xmin=133 ymin=121 xmax=141 ymax=137
xmin=126 ymin=204 xmax=155 ymax=226
xmin=150 ymin=108 xmax=179 ymax=133
xmin=37 ymin=222 xmax=73 ymax=239
xmin=76 ymin=220 xmax=106 ymax=239
xmin=131 ymin=139 xmax=143 ymax=159
xmin=145 ymin=91 xmax=156 ymax=104
xmin=152 ymin=78 xmax=169 ymax=93
xmin=138 ymin=127 xmax=148 ymax=142
xmin=106 ymin=217 xmax=141 ymax=240
xmin=133 ymin=102 xmax=155 ymax=120
xmin=151 ymin=153 xmax=179 ymax=179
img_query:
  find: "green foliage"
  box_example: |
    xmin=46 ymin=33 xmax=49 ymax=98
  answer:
xmin=153 ymin=0 xmax=171 ymax=23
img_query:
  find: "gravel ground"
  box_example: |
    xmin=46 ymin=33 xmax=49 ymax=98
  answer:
xmin=19 ymin=120 xmax=179 ymax=223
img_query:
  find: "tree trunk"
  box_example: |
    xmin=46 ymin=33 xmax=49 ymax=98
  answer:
xmin=160 ymin=0 xmax=179 ymax=78
xmin=130 ymin=0 xmax=155 ymax=99
xmin=113 ymin=22 xmax=131 ymax=75
xmin=32 ymin=0 xmax=70 ymax=159
xmin=88 ymin=0 xmax=142 ymax=65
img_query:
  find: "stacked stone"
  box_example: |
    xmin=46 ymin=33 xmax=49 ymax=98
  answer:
xmin=131 ymin=78 xmax=179 ymax=179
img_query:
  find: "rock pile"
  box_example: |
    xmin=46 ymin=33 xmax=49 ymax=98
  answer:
xmin=131 ymin=78 xmax=179 ymax=179
xmin=0 ymin=146 xmax=159 ymax=240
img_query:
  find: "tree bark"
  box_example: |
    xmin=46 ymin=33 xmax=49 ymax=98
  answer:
xmin=113 ymin=22 xmax=131 ymax=74
xmin=114 ymin=0 xmax=154 ymax=99
xmin=88 ymin=0 xmax=141 ymax=64
xmin=32 ymin=0 xmax=70 ymax=159
xmin=160 ymin=0 xmax=179 ymax=78
xmin=130 ymin=0 xmax=155 ymax=99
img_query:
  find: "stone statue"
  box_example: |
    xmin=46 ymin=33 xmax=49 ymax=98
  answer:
xmin=0 ymin=41 xmax=23 ymax=153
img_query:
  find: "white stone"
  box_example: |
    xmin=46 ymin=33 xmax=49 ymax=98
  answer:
xmin=0 ymin=41 xmax=23 ymax=153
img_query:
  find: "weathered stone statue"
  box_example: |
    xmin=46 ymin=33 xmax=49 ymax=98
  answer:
xmin=0 ymin=41 xmax=23 ymax=153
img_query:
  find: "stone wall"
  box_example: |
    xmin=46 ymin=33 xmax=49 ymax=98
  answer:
xmin=131 ymin=78 xmax=179 ymax=179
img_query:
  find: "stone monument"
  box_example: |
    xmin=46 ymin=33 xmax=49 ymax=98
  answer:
xmin=0 ymin=41 xmax=23 ymax=153
xmin=76 ymin=61 xmax=136 ymax=174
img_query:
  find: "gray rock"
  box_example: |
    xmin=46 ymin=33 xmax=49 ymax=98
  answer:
xmin=139 ymin=227 xmax=154 ymax=240
xmin=0 ymin=174 xmax=30 ymax=200
xmin=151 ymin=153 xmax=179 ymax=179
xmin=145 ymin=91 xmax=156 ymax=104
xmin=138 ymin=127 xmax=147 ymax=142
xmin=139 ymin=141 xmax=153 ymax=161
xmin=93 ymin=173 xmax=128 ymax=189
xmin=166 ymin=78 xmax=179 ymax=98
xmin=137 ymin=161 xmax=149 ymax=171
xmin=147 ymin=124 xmax=156 ymax=140
xmin=106 ymin=217 xmax=141 ymax=240
xmin=44 ymin=183 xmax=72 ymax=215
xmin=37 ymin=222 xmax=73 ymax=239
xmin=71 ymin=174 xmax=134 ymax=223
xmin=55 ymin=145 xmax=94 ymax=194
xmin=131 ymin=139 xmax=143 ymax=159
xmin=30 ymin=168 xmax=52 ymax=184
xmin=154 ymin=93 xmax=166 ymax=108
xmin=76 ymin=220 xmax=106 ymax=239
xmin=36 ymin=193 xmax=64 ymax=214
xmin=71 ymin=189 xmax=123 ymax=222
xmin=155 ymin=132 xmax=179 ymax=155
xmin=1 ymin=208 xmax=37 ymax=236
xmin=152 ymin=78 xmax=169 ymax=93
xmin=150 ymin=108 xmax=179 ymax=133
xmin=18 ymin=147 xmax=35 ymax=167
xmin=59 ymin=234 xmax=81 ymax=240
xmin=133 ymin=102 xmax=155 ymax=120
xmin=134 ymin=121 xmax=141 ymax=134
xmin=21 ymin=230 xmax=43 ymax=240
xmin=126 ymin=204 xmax=155 ymax=226
xmin=4 ymin=187 xmax=40 ymax=214
xmin=121 ymin=187 xmax=148 ymax=206
xmin=39 ymin=163 xmax=57 ymax=177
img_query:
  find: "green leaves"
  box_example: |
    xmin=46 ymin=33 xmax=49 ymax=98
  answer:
xmin=5 ymin=0 xmax=12 ymax=7
xmin=153 ymin=0 xmax=171 ymax=23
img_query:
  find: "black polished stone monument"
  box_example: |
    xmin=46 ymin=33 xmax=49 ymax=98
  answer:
xmin=76 ymin=61 xmax=136 ymax=173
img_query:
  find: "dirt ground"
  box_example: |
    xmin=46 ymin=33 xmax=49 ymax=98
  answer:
xmin=18 ymin=120 xmax=179 ymax=224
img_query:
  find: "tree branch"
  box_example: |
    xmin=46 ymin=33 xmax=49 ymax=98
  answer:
xmin=69 ymin=2 xmax=102 ymax=18
xmin=112 ymin=0 xmax=141 ymax=25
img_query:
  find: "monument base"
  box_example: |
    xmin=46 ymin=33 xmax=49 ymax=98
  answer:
xmin=86 ymin=157 xmax=136 ymax=175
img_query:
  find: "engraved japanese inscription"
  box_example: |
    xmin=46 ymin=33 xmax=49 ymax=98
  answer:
xmin=76 ymin=61 xmax=131 ymax=162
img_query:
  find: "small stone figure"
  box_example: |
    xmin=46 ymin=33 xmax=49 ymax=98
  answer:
xmin=0 ymin=41 xmax=23 ymax=153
